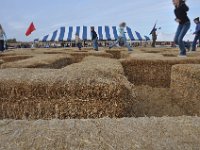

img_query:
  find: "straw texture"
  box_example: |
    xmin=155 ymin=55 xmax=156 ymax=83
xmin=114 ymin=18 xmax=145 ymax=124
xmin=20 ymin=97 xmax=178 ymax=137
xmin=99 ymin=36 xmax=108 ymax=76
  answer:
xmin=121 ymin=53 xmax=200 ymax=88
xmin=171 ymin=64 xmax=200 ymax=115
xmin=1 ymin=117 xmax=200 ymax=149
xmin=0 ymin=56 xmax=136 ymax=119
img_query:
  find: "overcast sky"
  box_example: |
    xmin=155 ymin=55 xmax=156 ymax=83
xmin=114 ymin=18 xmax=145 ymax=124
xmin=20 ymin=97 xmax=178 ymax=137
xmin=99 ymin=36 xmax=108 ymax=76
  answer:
xmin=0 ymin=0 xmax=200 ymax=41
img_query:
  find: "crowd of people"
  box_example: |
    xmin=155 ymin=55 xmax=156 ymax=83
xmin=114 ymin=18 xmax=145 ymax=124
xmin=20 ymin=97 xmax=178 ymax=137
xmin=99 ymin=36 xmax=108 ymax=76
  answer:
xmin=73 ymin=0 xmax=200 ymax=56
xmin=0 ymin=0 xmax=200 ymax=56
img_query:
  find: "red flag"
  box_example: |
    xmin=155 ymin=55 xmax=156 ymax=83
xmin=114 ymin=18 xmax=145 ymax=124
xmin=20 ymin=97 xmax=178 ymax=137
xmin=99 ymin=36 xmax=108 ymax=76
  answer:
xmin=25 ymin=22 xmax=36 ymax=36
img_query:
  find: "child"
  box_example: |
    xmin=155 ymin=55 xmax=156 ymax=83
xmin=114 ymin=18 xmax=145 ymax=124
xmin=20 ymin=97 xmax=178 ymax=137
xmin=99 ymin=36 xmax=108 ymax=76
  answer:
xmin=109 ymin=22 xmax=132 ymax=51
xmin=151 ymin=29 xmax=157 ymax=48
xmin=75 ymin=33 xmax=82 ymax=50
xmin=173 ymin=0 xmax=190 ymax=57
xmin=192 ymin=17 xmax=200 ymax=51
xmin=90 ymin=27 xmax=98 ymax=51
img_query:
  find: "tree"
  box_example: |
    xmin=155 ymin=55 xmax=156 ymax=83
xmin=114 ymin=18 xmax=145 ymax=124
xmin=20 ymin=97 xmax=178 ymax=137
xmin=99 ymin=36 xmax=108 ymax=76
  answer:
xmin=7 ymin=38 xmax=17 ymax=43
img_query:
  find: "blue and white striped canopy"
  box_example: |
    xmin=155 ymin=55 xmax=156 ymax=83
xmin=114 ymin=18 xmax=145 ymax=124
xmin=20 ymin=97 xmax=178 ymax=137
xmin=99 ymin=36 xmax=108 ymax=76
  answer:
xmin=39 ymin=26 xmax=150 ymax=42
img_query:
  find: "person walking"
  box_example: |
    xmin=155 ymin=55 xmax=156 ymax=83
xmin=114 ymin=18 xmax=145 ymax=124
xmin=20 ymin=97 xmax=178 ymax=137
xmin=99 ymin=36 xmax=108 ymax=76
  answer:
xmin=151 ymin=29 xmax=157 ymax=48
xmin=109 ymin=22 xmax=133 ymax=51
xmin=0 ymin=24 xmax=6 ymax=52
xmin=91 ymin=27 xmax=98 ymax=51
xmin=75 ymin=33 xmax=82 ymax=50
xmin=173 ymin=0 xmax=191 ymax=57
xmin=192 ymin=17 xmax=200 ymax=51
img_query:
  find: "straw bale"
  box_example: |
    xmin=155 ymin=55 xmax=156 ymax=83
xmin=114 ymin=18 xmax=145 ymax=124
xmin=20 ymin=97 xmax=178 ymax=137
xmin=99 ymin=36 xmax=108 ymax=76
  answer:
xmin=1 ymin=48 xmax=71 ymax=56
xmin=140 ymin=47 xmax=178 ymax=54
xmin=134 ymin=85 xmax=183 ymax=117
xmin=121 ymin=53 xmax=200 ymax=88
xmin=1 ymin=117 xmax=200 ymax=149
xmin=0 ymin=56 xmax=136 ymax=119
xmin=171 ymin=64 xmax=200 ymax=115
xmin=105 ymin=50 xmax=122 ymax=59
xmin=0 ymin=55 xmax=32 ymax=63
xmin=1 ymin=49 xmax=36 ymax=56
xmin=0 ymin=59 xmax=4 ymax=65
xmin=1 ymin=54 xmax=74 ymax=69
xmin=43 ymin=51 xmax=67 ymax=54
xmin=66 ymin=51 xmax=113 ymax=63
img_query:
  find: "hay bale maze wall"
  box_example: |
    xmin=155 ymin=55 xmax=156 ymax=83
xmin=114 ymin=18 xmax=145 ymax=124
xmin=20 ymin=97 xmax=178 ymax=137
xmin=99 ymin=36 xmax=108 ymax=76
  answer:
xmin=0 ymin=59 xmax=4 ymax=65
xmin=0 ymin=56 xmax=136 ymax=119
xmin=105 ymin=50 xmax=122 ymax=59
xmin=66 ymin=51 xmax=113 ymax=63
xmin=1 ymin=54 xmax=74 ymax=69
xmin=1 ymin=117 xmax=200 ymax=149
xmin=121 ymin=54 xmax=200 ymax=88
xmin=171 ymin=64 xmax=200 ymax=115
xmin=0 ymin=55 xmax=32 ymax=63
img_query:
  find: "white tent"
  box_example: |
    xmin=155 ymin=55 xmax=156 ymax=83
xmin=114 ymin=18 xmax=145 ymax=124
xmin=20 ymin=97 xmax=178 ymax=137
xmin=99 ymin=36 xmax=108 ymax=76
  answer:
xmin=36 ymin=26 xmax=150 ymax=42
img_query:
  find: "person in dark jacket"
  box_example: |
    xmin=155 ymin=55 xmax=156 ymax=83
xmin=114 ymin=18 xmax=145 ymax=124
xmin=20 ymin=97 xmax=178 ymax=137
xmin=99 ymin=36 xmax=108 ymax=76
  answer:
xmin=75 ymin=33 xmax=82 ymax=50
xmin=0 ymin=24 xmax=6 ymax=52
xmin=192 ymin=17 xmax=200 ymax=51
xmin=173 ymin=0 xmax=190 ymax=57
xmin=151 ymin=29 xmax=157 ymax=47
xmin=90 ymin=27 xmax=98 ymax=51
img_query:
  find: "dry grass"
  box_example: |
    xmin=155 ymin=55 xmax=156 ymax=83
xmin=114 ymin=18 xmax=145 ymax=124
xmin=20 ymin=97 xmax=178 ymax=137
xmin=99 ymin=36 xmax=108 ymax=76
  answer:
xmin=171 ymin=64 xmax=200 ymax=115
xmin=1 ymin=117 xmax=200 ymax=149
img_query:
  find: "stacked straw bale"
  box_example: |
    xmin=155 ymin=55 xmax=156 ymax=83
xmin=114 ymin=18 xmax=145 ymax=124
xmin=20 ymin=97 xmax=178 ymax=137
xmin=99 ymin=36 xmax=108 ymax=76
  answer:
xmin=171 ymin=64 xmax=200 ymax=115
xmin=1 ymin=54 xmax=74 ymax=69
xmin=0 ymin=56 xmax=136 ymax=119
xmin=66 ymin=51 xmax=113 ymax=63
xmin=0 ymin=59 xmax=4 ymax=65
xmin=133 ymin=85 xmax=183 ymax=117
xmin=121 ymin=53 xmax=200 ymax=88
xmin=105 ymin=50 xmax=122 ymax=59
xmin=0 ymin=55 xmax=32 ymax=63
xmin=1 ymin=117 xmax=200 ymax=149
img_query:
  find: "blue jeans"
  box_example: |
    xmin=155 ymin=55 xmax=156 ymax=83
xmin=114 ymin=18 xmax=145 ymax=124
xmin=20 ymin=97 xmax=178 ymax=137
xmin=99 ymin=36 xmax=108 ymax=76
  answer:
xmin=174 ymin=22 xmax=191 ymax=55
xmin=0 ymin=40 xmax=4 ymax=52
xmin=192 ymin=34 xmax=200 ymax=51
xmin=77 ymin=43 xmax=82 ymax=50
xmin=110 ymin=37 xmax=132 ymax=51
xmin=92 ymin=38 xmax=98 ymax=51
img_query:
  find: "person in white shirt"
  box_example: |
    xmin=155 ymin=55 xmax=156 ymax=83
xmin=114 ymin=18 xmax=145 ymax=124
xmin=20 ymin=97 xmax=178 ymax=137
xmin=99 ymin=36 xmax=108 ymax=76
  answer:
xmin=109 ymin=22 xmax=133 ymax=51
xmin=0 ymin=24 xmax=6 ymax=52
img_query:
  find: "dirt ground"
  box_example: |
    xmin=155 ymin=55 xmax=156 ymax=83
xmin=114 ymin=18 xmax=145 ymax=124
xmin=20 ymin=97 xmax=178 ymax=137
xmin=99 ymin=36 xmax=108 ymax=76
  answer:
xmin=1 ymin=117 xmax=200 ymax=150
